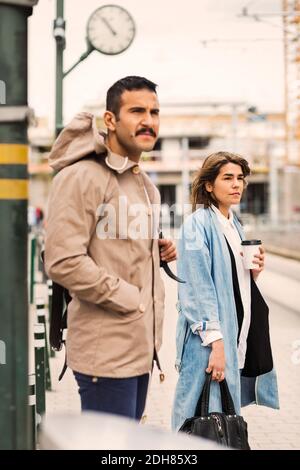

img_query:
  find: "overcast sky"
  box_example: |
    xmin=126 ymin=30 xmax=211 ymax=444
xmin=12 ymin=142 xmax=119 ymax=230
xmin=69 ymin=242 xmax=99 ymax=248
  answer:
xmin=28 ymin=0 xmax=284 ymax=130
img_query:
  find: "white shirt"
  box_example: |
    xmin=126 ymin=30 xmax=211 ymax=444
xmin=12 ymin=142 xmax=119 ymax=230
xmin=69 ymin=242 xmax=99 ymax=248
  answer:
xmin=199 ymin=205 xmax=251 ymax=370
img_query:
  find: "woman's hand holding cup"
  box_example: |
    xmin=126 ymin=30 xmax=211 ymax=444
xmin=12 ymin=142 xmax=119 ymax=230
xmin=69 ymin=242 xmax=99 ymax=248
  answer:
xmin=251 ymin=245 xmax=265 ymax=281
xmin=241 ymin=239 xmax=265 ymax=280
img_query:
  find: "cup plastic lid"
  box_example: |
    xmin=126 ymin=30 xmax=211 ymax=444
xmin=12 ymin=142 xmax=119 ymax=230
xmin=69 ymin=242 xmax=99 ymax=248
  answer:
xmin=241 ymin=240 xmax=262 ymax=245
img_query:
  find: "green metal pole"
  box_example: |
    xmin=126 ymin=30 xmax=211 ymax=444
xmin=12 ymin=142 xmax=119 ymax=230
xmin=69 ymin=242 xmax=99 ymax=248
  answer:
xmin=28 ymin=373 xmax=36 ymax=450
xmin=54 ymin=0 xmax=65 ymax=137
xmin=0 ymin=0 xmax=38 ymax=450
xmin=34 ymin=323 xmax=46 ymax=423
xmin=47 ymin=279 xmax=55 ymax=357
xmin=30 ymin=234 xmax=36 ymax=304
xmin=36 ymin=297 xmax=52 ymax=391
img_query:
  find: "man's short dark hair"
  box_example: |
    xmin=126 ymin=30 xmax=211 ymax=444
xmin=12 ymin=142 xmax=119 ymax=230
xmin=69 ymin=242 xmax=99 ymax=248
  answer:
xmin=106 ymin=76 xmax=157 ymax=118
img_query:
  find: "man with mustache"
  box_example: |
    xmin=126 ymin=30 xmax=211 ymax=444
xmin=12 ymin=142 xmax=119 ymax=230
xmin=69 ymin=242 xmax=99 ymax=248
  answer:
xmin=45 ymin=76 xmax=176 ymax=420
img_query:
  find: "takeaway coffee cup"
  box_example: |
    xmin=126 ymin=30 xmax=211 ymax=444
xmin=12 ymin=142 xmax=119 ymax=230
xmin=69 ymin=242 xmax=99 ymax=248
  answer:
xmin=241 ymin=240 xmax=262 ymax=269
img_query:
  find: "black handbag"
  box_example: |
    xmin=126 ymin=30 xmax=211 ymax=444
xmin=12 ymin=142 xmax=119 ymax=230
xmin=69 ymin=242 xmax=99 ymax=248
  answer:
xmin=179 ymin=372 xmax=251 ymax=450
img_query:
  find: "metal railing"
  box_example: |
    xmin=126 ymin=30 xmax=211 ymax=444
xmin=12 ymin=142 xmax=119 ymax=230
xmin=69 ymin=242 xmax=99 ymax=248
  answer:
xmin=28 ymin=231 xmax=53 ymax=449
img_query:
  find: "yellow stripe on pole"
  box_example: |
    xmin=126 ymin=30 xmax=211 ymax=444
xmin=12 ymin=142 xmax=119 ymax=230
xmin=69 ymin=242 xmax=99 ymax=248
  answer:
xmin=0 ymin=144 xmax=28 ymax=164
xmin=0 ymin=179 xmax=28 ymax=199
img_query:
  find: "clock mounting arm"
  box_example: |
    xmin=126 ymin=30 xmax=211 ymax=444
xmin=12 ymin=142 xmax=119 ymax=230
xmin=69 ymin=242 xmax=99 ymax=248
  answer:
xmin=63 ymin=42 xmax=95 ymax=78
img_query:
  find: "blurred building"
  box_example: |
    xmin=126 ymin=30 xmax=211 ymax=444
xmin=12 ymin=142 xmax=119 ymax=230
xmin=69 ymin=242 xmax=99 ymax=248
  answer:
xmin=283 ymin=0 xmax=300 ymax=220
xmin=28 ymin=117 xmax=53 ymax=212
xmin=29 ymin=103 xmax=293 ymax=225
xmin=86 ymin=100 xmax=287 ymax=225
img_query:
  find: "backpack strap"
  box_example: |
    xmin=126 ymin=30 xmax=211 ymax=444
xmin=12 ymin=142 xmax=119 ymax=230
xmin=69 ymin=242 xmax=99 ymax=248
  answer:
xmin=50 ymin=281 xmax=66 ymax=351
xmin=49 ymin=282 xmax=71 ymax=380
xmin=58 ymin=340 xmax=68 ymax=381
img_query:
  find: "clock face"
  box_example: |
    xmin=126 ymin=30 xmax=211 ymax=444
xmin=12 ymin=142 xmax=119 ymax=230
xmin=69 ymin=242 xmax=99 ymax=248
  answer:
xmin=87 ymin=5 xmax=136 ymax=55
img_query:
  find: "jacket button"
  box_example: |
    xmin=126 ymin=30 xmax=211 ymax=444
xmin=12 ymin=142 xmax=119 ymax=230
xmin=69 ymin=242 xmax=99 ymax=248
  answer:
xmin=92 ymin=377 xmax=98 ymax=383
xmin=132 ymin=165 xmax=140 ymax=175
xmin=139 ymin=303 xmax=146 ymax=312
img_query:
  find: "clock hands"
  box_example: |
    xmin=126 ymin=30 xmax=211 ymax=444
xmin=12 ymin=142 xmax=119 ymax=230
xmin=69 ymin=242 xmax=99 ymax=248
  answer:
xmin=87 ymin=6 xmax=135 ymax=54
xmin=101 ymin=16 xmax=117 ymax=36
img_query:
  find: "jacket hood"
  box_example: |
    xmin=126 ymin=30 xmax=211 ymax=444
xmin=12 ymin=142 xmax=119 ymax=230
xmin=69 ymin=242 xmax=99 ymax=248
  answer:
xmin=48 ymin=112 xmax=106 ymax=171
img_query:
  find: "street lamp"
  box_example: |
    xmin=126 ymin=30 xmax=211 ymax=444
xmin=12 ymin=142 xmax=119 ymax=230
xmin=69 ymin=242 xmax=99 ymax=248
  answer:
xmin=54 ymin=2 xmax=136 ymax=136
xmin=54 ymin=0 xmax=65 ymax=136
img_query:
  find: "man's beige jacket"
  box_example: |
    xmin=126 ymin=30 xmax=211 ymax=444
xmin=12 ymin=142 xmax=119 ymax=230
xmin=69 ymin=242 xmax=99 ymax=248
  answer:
xmin=45 ymin=113 xmax=165 ymax=378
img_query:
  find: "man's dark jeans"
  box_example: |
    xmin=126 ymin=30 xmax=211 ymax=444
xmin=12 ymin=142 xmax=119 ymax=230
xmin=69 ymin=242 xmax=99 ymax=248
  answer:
xmin=73 ymin=371 xmax=149 ymax=420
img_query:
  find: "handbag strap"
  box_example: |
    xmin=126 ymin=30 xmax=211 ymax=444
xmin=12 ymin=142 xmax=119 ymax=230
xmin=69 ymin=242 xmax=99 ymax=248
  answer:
xmin=220 ymin=377 xmax=236 ymax=415
xmin=196 ymin=371 xmax=211 ymax=416
xmin=195 ymin=372 xmax=236 ymax=417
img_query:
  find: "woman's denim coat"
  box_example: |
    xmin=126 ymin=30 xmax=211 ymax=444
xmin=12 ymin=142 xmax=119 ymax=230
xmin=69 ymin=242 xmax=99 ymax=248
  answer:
xmin=172 ymin=207 xmax=279 ymax=431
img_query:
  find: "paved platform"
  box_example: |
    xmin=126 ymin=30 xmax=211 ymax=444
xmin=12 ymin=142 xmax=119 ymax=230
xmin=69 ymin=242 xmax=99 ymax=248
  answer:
xmin=246 ymin=228 xmax=300 ymax=262
xmin=43 ymin=256 xmax=300 ymax=450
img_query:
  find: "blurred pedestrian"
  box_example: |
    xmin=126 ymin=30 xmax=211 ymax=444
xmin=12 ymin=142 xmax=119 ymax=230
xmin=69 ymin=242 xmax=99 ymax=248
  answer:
xmin=45 ymin=76 xmax=176 ymax=420
xmin=35 ymin=207 xmax=44 ymax=226
xmin=172 ymin=151 xmax=279 ymax=431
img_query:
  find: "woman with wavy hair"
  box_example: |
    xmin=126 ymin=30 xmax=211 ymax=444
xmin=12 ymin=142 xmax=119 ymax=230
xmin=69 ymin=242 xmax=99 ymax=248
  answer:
xmin=172 ymin=151 xmax=279 ymax=432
